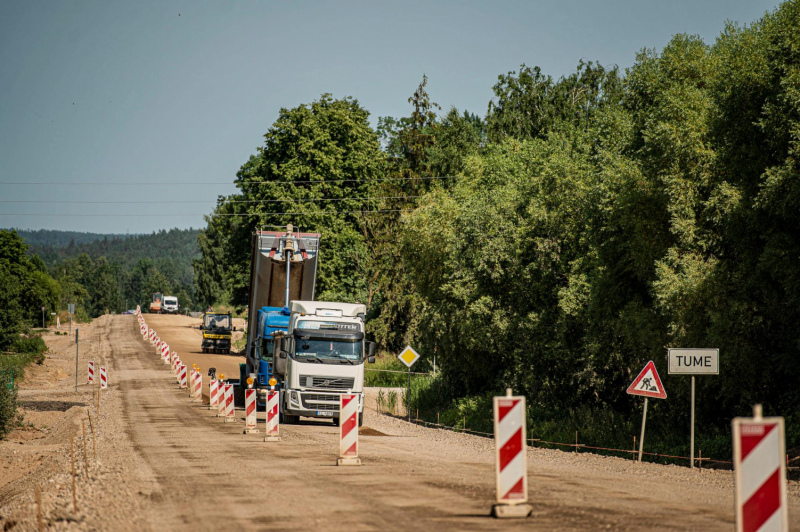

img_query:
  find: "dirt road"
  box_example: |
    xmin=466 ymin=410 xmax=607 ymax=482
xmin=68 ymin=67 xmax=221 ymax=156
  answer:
xmin=142 ymin=314 xmax=245 ymax=381
xmin=2 ymin=315 xmax=798 ymax=531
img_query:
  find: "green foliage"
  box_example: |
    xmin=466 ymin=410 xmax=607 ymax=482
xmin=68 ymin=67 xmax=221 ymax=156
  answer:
xmin=196 ymin=94 xmax=386 ymax=311
xmin=0 ymin=376 xmax=20 ymax=439
xmin=198 ymin=2 xmax=800 ymax=457
xmin=0 ymin=230 xmax=61 ymax=349
xmin=364 ymin=355 xmax=410 ymax=387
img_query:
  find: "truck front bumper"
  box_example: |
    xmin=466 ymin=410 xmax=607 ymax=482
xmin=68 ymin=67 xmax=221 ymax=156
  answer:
xmin=202 ymin=338 xmax=231 ymax=350
xmin=283 ymin=390 xmax=363 ymax=418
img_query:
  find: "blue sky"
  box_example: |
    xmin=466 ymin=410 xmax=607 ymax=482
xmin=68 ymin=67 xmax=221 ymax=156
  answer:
xmin=0 ymin=0 xmax=780 ymax=234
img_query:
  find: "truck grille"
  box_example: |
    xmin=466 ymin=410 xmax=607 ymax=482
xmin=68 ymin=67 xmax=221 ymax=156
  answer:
xmin=300 ymin=393 xmax=340 ymax=411
xmin=299 ymin=375 xmax=354 ymax=390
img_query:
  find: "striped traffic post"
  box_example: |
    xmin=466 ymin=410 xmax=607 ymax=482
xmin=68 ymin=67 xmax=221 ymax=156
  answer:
xmin=209 ymin=377 xmax=219 ymax=410
xmin=224 ymin=383 xmax=235 ymax=422
xmin=193 ymin=369 xmax=203 ymax=403
xmin=189 ymin=366 xmax=196 ymax=397
xmin=264 ymin=380 xmax=281 ymax=442
xmin=88 ymin=360 xmax=94 ymax=384
xmin=162 ymin=343 xmax=170 ymax=364
xmin=100 ymin=366 xmax=108 ymax=390
xmin=337 ymin=394 xmax=360 ymax=466
xmin=216 ymin=376 xmax=226 ymax=417
xmin=179 ymin=364 xmax=187 ymax=389
xmin=733 ymin=404 xmax=788 ymax=532
xmin=491 ymin=389 xmax=531 ymax=518
xmin=243 ymin=378 xmax=258 ymax=433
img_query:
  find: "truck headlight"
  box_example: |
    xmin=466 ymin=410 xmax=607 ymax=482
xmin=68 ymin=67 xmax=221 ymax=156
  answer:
xmin=291 ymin=391 xmax=299 ymax=405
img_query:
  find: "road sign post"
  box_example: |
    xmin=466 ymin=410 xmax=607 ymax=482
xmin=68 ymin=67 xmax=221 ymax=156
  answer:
xmin=668 ymin=348 xmax=719 ymax=468
xmin=626 ymin=360 xmax=667 ymax=462
xmin=397 ymin=346 xmax=420 ymax=422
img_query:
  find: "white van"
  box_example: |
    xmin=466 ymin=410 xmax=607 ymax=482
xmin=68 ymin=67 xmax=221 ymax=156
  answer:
xmin=163 ymin=296 xmax=179 ymax=314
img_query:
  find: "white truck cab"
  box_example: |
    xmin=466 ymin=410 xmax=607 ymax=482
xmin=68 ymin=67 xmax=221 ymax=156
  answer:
xmin=274 ymin=301 xmax=375 ymax=425
xmin=163 ymin=296 xmax=179 ymax=314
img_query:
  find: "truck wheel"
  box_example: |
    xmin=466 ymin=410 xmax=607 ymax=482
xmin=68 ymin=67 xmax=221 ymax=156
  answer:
xmin=358 ymin=412 xmax=364 ymax=427
xmin=332 ymin=417 xmax=339 ymax=426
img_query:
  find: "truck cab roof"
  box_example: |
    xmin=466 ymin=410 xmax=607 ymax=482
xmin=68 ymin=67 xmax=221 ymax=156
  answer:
xmin=290 ymin=301 xmax=367 ymax=318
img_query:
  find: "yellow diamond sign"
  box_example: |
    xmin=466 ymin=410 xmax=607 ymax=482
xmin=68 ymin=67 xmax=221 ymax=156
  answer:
xmin=398 ymin=345 xmax=420 ymax=368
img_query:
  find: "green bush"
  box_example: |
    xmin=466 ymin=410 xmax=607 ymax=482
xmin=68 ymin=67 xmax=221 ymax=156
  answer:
xmin=364 ymin=354 xmax=412 ymax=387
xmin=0 ymin=371 xmax=20 ymax=439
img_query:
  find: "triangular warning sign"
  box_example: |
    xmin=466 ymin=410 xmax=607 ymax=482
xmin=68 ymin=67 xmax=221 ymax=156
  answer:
xmin=626 ymin=360 xmax=667 ymax=399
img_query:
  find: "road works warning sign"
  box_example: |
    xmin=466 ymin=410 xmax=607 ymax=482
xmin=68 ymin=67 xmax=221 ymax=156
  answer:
xmin=626 ymin=360 xmax=667 ymax=399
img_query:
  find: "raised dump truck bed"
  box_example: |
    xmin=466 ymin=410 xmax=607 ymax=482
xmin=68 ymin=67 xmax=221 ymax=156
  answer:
xmin=245 ymin=226 xmax=320 ymax=360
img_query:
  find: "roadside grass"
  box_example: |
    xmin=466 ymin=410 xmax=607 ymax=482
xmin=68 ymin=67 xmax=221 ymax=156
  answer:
xmin=401 ymin=375 xmax=739 ymax=468
xmin=1 ymin=334 xmax=47 ymax=439
xmin=364 ymin=353 xmax=413 ymax=387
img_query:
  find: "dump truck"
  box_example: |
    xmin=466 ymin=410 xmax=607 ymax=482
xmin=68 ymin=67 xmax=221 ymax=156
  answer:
xmin=241 ymin=225 xmax=374 ymax=425
xmin=201 ymin=311 xmax=233 ymax=353
xmin=149 ymin=293 xmax=163 ymax=314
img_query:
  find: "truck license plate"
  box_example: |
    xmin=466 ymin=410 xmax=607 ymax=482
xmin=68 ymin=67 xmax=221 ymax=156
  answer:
xmin=316 ymin=411 xmax=334 ymax=417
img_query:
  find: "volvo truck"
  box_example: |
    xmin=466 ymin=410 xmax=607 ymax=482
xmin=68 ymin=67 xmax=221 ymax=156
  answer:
xmin=241 ymin=225 xmax=374 ymax=425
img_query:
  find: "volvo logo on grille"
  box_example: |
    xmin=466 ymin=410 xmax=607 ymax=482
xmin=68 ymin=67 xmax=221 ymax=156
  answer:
xmin=321 ymin=380 xmax=331 ymax=387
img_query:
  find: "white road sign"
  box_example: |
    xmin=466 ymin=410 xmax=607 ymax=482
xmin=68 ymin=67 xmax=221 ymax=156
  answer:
xmin=668 ymin=348 xmax=719 ymax=375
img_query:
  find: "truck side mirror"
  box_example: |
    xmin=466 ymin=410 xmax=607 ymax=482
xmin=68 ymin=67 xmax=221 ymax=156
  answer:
xmin=368 ymin=356 xmax=375 ymax=364
xmin=368 ymin=341 xmax=376 ymax=358
xmin=279 ymin=351 xmax=287 ymax=359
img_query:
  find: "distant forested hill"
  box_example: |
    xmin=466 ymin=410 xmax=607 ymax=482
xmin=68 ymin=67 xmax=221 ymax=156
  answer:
xmin=24 ymin=228 xmax=200 ymax=276
xmin=12 ymin=227 xmax=201 ymax=315
xmin=11 ymin=229 xmax=130 ymax=248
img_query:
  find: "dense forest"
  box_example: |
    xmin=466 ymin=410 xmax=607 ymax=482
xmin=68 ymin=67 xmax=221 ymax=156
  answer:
xmin=195 ymin=2 xmax=800 ymax=457
xmin=0 ymin=228 xmax=200 ymax=326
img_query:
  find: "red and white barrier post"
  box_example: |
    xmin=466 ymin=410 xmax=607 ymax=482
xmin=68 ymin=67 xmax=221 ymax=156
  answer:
xmin=243 ymin=378 xmax=258 ymax=433
xmin=733 ymin=404 xmax=788 ymax=532
xmin=217 ymin=376 xmax=226 ymax=417
xmin=264 ymin=378 xmax=280 ymax=442
xmin=224 ymin=383 xmax=235 ymax=422
xmin=492 ymin=389 xmax=531 ymax=518
xmin=162 ymin=343 xmax=170 ymax=364
xmin=193 ymin=368 xmax=203 ymax=403
xmin=337 ymin=394 xmax=360 ymax=466
xmin=179 ymin=364 xmax=187 ymax=389
xmin=189 ymin=365 xmax=197 ymax=397
xmin=100 ymin=366 xmax=108 ymax=390
xmin=88 ymin=360 xmax=94 ymax=384
xmin=209 ymin=376 xmax=219 ymax=410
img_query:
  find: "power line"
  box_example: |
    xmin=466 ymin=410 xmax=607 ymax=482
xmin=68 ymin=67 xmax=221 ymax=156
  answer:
xmin=0 ymin=210 xmax=412 ymax=217
xmin=0 ymin=176 xmax=455 ymax=186
xmin=0 ymin=196 xmax=421 ymax=204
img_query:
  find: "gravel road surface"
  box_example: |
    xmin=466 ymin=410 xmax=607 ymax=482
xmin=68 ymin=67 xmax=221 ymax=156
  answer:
xmin=1 ymin=315 xmax=797 ymax=531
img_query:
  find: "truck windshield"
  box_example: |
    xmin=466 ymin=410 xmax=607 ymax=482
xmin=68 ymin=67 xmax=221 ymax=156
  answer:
xmin=294 ymin=338 xmax=362 ymax=362
xmin=204 ymin=315 xmax=230 ymax=329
